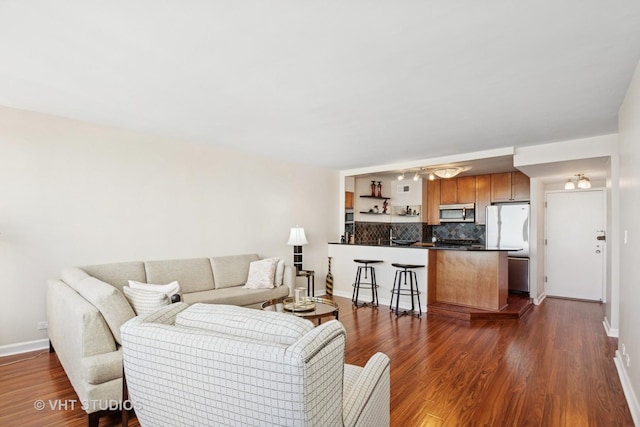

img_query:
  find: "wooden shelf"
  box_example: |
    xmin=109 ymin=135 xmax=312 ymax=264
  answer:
xmin=360 ymin=195 xmax=390 ymax=200
xmin=359 ymin=212 xmax=390 ymax=215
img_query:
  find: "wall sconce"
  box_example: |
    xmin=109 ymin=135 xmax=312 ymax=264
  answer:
xmin=287 ymin=226 xmax=308 ymax=271
xmin=564 ymin=174 xmax=591 ymax=190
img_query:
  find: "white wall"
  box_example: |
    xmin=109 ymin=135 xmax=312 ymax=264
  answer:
xmin=617 ymin=60 xmax=640 ymax=422
xmin=0 ymin=107 xmax=339 ymax=351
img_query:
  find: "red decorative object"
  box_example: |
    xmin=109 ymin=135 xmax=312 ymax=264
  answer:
xmin=371 ymin=181 xmax=376 ymax=196
xmin=377 ymin=181 xmax=382 ymax=197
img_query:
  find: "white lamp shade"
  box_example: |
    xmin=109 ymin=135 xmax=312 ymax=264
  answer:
xmin=287 ymin=227 xmax=308 ymax=246
xmin=577 ymin=176 xmax=591 ymax=189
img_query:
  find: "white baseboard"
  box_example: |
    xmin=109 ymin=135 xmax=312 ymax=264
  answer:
xmin=0 ymin=338 xmax=49 ymax=357
xmin=533 ymin=292 xmax=546 ymax=305
xmin=603 ymin=317 xmax=619 ymax=338
xmin=614 ymin=350 xmax=640 ymax=426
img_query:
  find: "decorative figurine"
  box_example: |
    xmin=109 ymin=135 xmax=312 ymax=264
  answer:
xmin=383 ymin=199 xmax=389 ymax=214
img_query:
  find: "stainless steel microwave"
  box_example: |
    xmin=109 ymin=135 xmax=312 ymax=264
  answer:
xmin=439 ymin=203 xmax=475 ymax=223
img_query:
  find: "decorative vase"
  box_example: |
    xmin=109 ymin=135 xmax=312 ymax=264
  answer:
xmin=326 ymin=257 xmax=334 ymax=296
xmin=377 ymin=181 xmax=382 ymax=198
xmin=371 ymin=181 xmax=376 ymax=197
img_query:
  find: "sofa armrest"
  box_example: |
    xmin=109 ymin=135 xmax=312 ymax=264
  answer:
xmin=342 ymin=352 xmax=391 ymax=427
xmin=81 ymin=348 xmax=123 ymax=385
xmin=134 ymin=302 xmax=190 ymax=326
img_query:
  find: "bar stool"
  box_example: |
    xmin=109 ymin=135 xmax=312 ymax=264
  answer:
xmin=390 ymin=263 xmax=424 ymax=317
xmin=352 ymin=259 xmax=383 ymax=307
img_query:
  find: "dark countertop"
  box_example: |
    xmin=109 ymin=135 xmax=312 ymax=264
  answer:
xmin=328 ymin=242 xmax=521 ymax=251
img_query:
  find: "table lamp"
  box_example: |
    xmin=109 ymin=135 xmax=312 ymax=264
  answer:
xmin=287 ymin=226 xmax=308 ymax=272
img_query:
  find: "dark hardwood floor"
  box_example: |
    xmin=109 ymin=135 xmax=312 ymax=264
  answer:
xmin=0 ymin=296 xmax=633 ymax=426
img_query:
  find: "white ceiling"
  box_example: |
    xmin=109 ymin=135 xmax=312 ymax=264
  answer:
xmin=1 ymin=1 xmax=640 ymax=171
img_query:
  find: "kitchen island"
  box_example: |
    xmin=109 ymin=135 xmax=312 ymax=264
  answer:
xmin=328 ymin=243 xmax=530 ymax=319
xmin=427 ymin=248 xmax=508 ymax=311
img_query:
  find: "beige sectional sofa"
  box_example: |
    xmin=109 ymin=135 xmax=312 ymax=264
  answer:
xmin=46 ymin=253 xmax=293 ymax=426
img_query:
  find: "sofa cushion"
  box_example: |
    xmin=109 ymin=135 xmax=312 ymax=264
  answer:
xmin=61 ymin=267 xmax=90 ymax=291
xmin=145 ymin=258 xmax=214 ymax=294
xmin=81 ymin=262 xmax=146 ymax=292
xmin=210 ymin=254 xmax=260 ymax=289
xmin=244 ymin=258 xmax=279 ymax=289
xmin=275 ymin=258 xmax=285 ymax=285
xmin=74 ymin=277 xmax=136 ymax=345
xmin=181 ymin=284 xmax=289 ymax=307
xmin=175 ymin=303 xmax=314 ymax=346
xmin=123 ymin=286 xmax=170 ymax=315
xmin=128 ymin=280 xmax=181 ymax=298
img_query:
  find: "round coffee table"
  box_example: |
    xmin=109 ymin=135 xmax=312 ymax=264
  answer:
xmin=261 ymin=297 xmax=339 ymax=325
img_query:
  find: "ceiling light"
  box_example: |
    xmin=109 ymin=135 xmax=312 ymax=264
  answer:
xmin=433 ymin=167 xmax=463 ymax=179
xmin=428 ymin=172 xmax=435 ymax=181
xmin=564 ymin=179 xmax=575 ymax=190
xmin=577 ymin=174 xmax=591 ymax=189
xmin=564 ymin=173 xmax=591 ymax=190
xmin=413 ymin=171 xmax=420 ymax=181
xmin=397 ymin=172 xmax=405 ymax=181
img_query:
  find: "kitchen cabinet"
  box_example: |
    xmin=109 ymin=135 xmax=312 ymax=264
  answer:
xmin=511 ymin=171 xmax=530 ymax=201
xmin=439 ymin=177 xmax=475 ymax=205
xmin=475 ymin=174 xmax=491 ymax=225
xmin=345 ymin=191 xmax=354 ymax=209
xmin=423 ymin=179 xmax=441 ymax=225
xmin=491 ymin=172 xmax=530 ymax=202
xmin=440 ymin=179 xmax=457 ymax=205
xmin=457 ymin=176 xmax=476 ymax=204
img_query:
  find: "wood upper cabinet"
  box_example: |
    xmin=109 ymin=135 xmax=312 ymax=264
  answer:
xmin=475 ymin=174 xmax=491 ymax=225
xmin=491 ymin=172 xmax=530 ymax=202
xmin=511 ymin=171 xmax=530 ymax=201
xmin=440 ymin=176 xmax=475 ymax=205
xmin=345 ymin=191 xmax=354 ymax=209
xmin=423 ymin=179 xmax=441 ymax=225
xmin=440 ymin=179 xmax=458 ymax=205
xmin=457 ymin=176 xmax=476 ymax=204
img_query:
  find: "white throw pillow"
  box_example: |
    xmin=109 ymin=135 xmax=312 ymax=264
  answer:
xmin=123 ymin=286 xmax=170 ymax=316
xmin=274 ymin=258 xmax=285 ymax=285
xmin=243 ymin=258 xmax=279 ymax=289
xmin=127 ymin=280 xmax=181 ymax=298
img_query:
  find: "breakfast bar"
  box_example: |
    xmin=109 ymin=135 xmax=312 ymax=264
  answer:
xmin=328 ymin=242 xmax=528 ymax=319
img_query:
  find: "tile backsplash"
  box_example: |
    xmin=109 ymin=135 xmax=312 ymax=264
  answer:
xmin=353 ymin=222 xmax=486 ymax=244
xmin=431 ymin=223 xmax=486 ymax=244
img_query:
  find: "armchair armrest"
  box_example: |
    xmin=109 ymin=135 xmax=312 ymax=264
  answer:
xmin=342 ymin=352 xmax=391 ymax=427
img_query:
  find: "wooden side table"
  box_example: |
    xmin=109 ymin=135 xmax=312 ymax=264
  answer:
xmin=297 ymin=269 xmax=315 ymax=297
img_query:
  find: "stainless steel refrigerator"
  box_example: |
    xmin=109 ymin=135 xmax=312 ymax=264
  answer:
xmin=485 ymin=203 xmax=530 ymax=293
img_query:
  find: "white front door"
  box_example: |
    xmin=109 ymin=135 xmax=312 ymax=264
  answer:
xmin=544 ymin=189 xmax=605 ymax=301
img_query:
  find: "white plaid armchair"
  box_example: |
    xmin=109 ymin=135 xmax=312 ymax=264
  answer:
xmin=121 ymin=303 xmax=390 ymax=427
